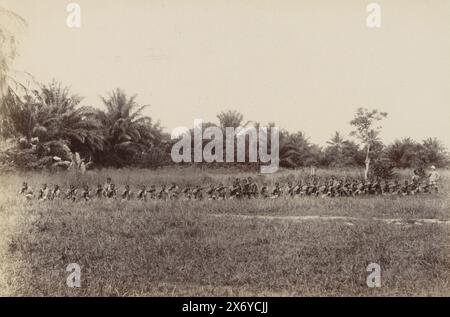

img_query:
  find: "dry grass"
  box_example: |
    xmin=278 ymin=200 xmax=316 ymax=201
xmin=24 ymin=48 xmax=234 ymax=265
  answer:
xmin=0 ymin=167 xmax=449 ymax=296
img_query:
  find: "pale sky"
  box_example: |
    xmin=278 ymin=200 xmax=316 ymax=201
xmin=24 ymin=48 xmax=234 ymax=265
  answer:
xmin=2 ymin=0 xmax=450 ymax=148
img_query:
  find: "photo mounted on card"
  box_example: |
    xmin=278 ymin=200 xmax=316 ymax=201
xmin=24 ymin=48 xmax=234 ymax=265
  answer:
xmin=0 ymin=0 xmax=449 ymax=302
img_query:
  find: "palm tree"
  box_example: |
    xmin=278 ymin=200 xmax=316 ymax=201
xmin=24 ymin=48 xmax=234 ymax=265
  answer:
xmin=419 ymin=137 xmax=448 ymax=167
xmin=3 ymin=82 xmax=106 ymax=154
xmin=97 ymin=88 xmax=158 ymax=163
xmin=1 ymin=82 xmax=108 ymax=170
xmin=384 ymin=138 xmax=419 ymax=168
xmin=279 ymin=141 xmax=302 ymax=168
xmin=279 ymin=131 xmax=317 ymax=168
xmin=217 ymin=110 xmax=252 ymax=129
xmin=325 ymin=131 xmax=345 ymax=165
xmin=326 ymin=131 xmax=345 ymax=149
xmin=340 ymin=140 xmax=363 ymax=166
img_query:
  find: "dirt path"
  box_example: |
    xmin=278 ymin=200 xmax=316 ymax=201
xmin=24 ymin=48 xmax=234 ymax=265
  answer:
xmin=210 ymin=213 xmax=450 ymax=226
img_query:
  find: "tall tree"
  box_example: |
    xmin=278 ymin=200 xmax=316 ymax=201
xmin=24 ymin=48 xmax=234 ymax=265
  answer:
xmin=324 ymin=132 xmax=363 ymax=167
xmin=325 ymin=131 xmax=345 ymax=165
xmin=97 ymin=88 xmax=159 ymax=165
xmin=419 ymin=137 xmax=449 ymax=167
xmin=217 ymin=110 xmax=250 ymax=129
xmin=326 ymin=131 xmax=345 ymax=149
xmin=2 ymin=81 xmax=105 ymax=154
xmin=385 ymin=138 xmax=420 ymax=168
xmin=350 ymin=108 xmax=387 ymax=180
xmin=280 ymin=131 xmax=319 ymax=167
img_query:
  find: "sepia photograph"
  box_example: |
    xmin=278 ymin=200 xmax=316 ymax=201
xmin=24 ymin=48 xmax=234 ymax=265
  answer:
xmin=0 ymin=0 xmax=449 ymax=306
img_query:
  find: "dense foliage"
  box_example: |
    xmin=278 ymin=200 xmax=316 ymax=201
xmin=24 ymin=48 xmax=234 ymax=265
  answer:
xmin=0 ymin=83 xmax=168 ymax=170
xmin=0 ymin=85 xmax=448 ymax=172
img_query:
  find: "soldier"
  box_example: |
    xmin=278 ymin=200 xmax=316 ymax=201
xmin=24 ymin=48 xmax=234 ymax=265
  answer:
xmin=50 ymin=184 xmax=61 ymax=200
xmin=103 ymin=177 xmax=113 ymax=197
xmin=19 ymin=182 xmax=34 ymax=200
xmin=81 ymin=185 xmax=91 ymax=201
xmin=121 ymin=184 xmax=133 ymax=201
xmin=318 ymin=181 xmax=329 ymax=198
xmin=341 ymin=179 xmax=348 ymax=196
xmin=215 ymin=183 xmax=227 ymax=200
xmin=297 ymin=180 xmax=306 ymax=196
xmin=306 ymin=180 xmax=315 ymax=196
xmin=241 ymin=178 xmax=251 ymax=198
xmin=417 ymin=181 xmax=428 ymax=194
xmin=390 ymin=180 xmax=400 ymax=195
xmin=286 ymin=181 xmax=296 ymax=197
xmin=363 ymin=179 xmax=372 ymax=195
xmin=38 ymin=183 xmax=50 ymax=201
xmin=229 ymin=178 xmax=242 ymax=199
xmin=310 ymin=180 xmax=319 ymax=197
xmin=409 ymin=180 xmax=420 ymax=195
xmin=137 ymin=185 xmax=147 ymax=201
xmin=334 ymin=178 xmax=344 ymax=197
xmin=324 ymin=178 xmax=332 ymax=197
xmin=248 ymin=177 xmax=259 ymax=198
xmin=339 ymin=179 xmax=351 ymax=197
xmin=350 ymin=178 xmax=358 ymax=196
xmin=293 ymin=180 xmax=302 ymax=195
xmin=354 ymin=180 xmax=365 ymax=196
xmin=192 ymin=185 xmax=204 ymax=200
xmin=66 ymin=185 xmax=78 ymax=202
xmin=260 ymin=182 xmax=269 ymax=198
xmin=106 ymin=183 xmax=117 ymax=199
xmin=181 ymin=185 xmax=192 ymax=200
xmin=372 ymin=178 xmax=382 ymax=195
xmin=206 ymin=184 xmax=217 ymax=200
xmin=428 ymin=166 xmax=440 ymax=193
xmin=400 ymin=180 xmax=410 ymax=196
xmin=95 ymin=184 xmax=104 ymax=199
xmin=168 ymin=182 xmax=180 ymax=199
xmin=415 ymin=167 xmax=426 ymax=179
xmin=411 ymin=170 xmax=420 ymax=185
xmin=157 ymin=184 xmax=168 ymax=200
xmin=347 ymin=178 xmax=356 ymax=196
xmin=147 ymin=184 xmax=157 ymax=199
xmin=19 ymin=182 xmax=29 ymax=195
xmin=326 ymin=177 xmax=336 ymax=197
xmin=411 ymin=169 xmax=421 ymax=184
xmin=271 ymin=182 xmax=283 ymax=198
xmin=331 ymin=179 xmax=339 ymax=197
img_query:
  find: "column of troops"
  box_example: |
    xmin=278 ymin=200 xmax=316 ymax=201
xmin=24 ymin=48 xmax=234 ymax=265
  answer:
xmin=19 ymin=173 xmax=440 ymax=202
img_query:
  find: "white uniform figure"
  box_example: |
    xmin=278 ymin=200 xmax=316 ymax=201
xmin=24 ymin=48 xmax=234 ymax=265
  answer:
xmin=428 ymin=166 xmax=440 ymax=192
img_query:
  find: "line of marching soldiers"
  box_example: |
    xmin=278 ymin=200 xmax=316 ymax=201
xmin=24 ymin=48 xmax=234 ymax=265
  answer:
xmin=19 ymin=175 xmax=440 ymax=202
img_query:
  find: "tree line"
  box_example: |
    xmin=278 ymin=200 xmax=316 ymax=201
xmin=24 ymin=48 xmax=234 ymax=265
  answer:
xmin=0 ymin=82 xmax=448 ymax=176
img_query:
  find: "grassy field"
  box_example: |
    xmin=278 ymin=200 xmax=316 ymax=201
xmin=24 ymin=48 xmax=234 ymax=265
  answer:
xmin=0 ymin=167 xmax=449 ymax=296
